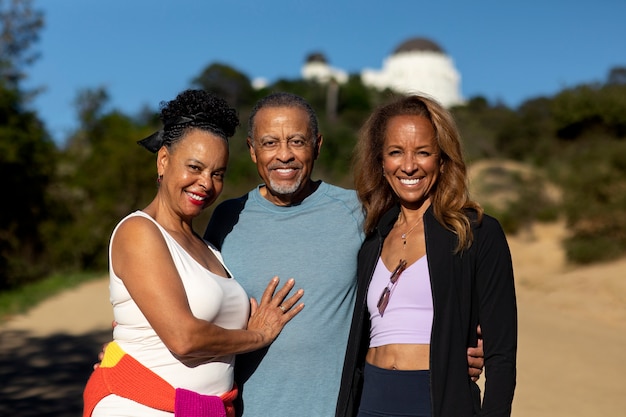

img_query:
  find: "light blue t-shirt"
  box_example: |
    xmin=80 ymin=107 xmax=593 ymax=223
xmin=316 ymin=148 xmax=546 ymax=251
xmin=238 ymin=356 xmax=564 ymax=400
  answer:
xmin=205 ymin=181 xmax=365 ymax=416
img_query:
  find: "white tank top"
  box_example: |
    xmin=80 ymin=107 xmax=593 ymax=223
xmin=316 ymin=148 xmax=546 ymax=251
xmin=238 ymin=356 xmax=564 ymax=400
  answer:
xmin=107 ymin=211 xmax=249 ymax=395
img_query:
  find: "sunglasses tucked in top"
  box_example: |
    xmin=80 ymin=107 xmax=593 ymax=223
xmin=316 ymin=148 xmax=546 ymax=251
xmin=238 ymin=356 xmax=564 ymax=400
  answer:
xmin=377 ymin=259 xmax=407 ymax=317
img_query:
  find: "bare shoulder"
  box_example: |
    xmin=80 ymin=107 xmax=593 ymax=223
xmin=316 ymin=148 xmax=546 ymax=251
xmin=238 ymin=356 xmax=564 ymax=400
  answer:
xmin=111 ymin=214 xmax=173 ymax=283
xmin=112 ymin=215 xmax=166 ymax=255
xmin=115 ymin=216 xmax=159 ymax=237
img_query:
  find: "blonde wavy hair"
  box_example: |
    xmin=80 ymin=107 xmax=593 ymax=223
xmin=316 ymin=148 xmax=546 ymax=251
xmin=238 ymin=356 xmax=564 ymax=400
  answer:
xmin=353 ymin=94 xmax=483 ymax=252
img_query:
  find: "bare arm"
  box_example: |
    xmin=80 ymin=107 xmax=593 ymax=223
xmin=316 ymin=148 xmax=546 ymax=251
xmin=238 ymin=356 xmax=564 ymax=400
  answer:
xmin=112 ymin=216 xmax=304 ymax=358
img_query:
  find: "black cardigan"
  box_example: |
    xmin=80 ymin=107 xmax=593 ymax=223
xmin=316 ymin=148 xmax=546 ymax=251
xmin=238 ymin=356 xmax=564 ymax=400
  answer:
xmin=336 ymin=205 xmax=517 ymax=417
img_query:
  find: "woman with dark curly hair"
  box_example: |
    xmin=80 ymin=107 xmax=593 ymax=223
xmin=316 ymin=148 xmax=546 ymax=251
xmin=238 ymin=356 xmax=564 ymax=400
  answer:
xmin=337 ymin=94 xmax=517 ymax=417
xmin=83 ymin=90 xmax=304 ymax=417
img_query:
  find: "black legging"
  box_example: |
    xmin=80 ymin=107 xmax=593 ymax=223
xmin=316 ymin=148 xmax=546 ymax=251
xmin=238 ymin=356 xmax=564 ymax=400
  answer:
xmin=357 ymin=362 xmax=432 ymax=417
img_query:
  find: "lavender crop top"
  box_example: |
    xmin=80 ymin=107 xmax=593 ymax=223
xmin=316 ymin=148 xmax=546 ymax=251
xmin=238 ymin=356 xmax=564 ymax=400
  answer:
xmin=366 ymin=255 xmax=433 ymax=347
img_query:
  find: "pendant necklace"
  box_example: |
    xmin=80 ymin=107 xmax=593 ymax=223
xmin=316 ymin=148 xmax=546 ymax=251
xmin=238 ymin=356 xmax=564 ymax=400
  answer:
xmin=399 ymin=214 xmax=423 ymax=249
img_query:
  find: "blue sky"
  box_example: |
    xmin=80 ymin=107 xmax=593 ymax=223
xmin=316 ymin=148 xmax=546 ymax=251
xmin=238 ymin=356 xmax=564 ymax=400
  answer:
xmin=24 ymin=0 xmax=626 ymax=144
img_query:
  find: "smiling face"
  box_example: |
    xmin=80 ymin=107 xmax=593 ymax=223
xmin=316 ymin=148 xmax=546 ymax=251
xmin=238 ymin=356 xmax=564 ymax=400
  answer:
xmin=248 ymin=106 xmax=322 ymax=206
xmin=157 ymin=129 xmax=228 ymax=217
xmin=382 ymin=115 xmax=442 ymax=209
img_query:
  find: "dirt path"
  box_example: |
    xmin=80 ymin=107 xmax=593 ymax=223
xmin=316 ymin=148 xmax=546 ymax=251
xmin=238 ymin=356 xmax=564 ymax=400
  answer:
xmin=2 ymin=221 xmax=626 ymax=416
xmin=505 ymin=221 xmax=626 ymax=416
xmin=0 ymin=279 xmax=113 ymax=416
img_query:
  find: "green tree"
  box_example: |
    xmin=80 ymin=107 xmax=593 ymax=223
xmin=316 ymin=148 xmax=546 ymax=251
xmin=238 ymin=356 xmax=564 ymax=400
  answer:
xmin=452 ymin=96 xmax=515 ymax=162
xmin=0 ymin=83 xmax=56 ymax=289
xmin=551 ymin=83 xmax=626 ymax=140
xmin=559 ymin=141 xmax=626 ymax=263
xmin=493 ymin=97 xmax=556 ymax=164
xmin=0 ymin=0 xmax=50 ymax=289
xmin=607 ymin=66 xmax=626 ymax=86
xmin=0 ymin=0 xmax=43 ymax=88
xmin=547 ymin=79 xmax=626 ymax=263
xmin=191 ymin=62 xmax=256 ymax=108
xmin=49 ymin=87 xmax=156 ymax=271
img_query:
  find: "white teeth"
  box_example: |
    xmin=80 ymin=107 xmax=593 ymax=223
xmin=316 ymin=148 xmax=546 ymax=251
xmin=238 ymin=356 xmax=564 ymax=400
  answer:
xmin=400 ymin=178 xmax=420 ymax=185
xmin=187 ymin=192 xmax=205 ymax=201
xmin=276 ymin=169 xmax=294 ymax=173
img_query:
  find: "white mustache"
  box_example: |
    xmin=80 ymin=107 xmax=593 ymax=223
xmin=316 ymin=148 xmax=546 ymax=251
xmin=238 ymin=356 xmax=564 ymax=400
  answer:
xmin=268 ymin=163 xmax=302 ymax=170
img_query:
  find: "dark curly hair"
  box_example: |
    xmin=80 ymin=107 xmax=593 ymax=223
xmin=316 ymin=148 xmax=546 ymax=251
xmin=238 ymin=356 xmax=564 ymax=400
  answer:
xmin=159 ymin=89 xmax=239 ymax=147
xmin=138 ymin=90 xmax=239 ymax=153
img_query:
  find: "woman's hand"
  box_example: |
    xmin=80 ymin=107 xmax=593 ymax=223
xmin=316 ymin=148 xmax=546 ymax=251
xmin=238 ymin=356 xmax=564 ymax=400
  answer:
xmin=468 ymin=325 xmax=484 ymax=381
xmin=246 ymin=277 xmax=304 ymax=346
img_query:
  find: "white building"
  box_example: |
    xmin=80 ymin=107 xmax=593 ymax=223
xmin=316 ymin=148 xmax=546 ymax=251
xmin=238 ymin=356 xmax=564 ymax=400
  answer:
xmin=362 ymin=37 xmax=464 ymax=107
xmin=301 ymin=52 xmax=348 ymax=84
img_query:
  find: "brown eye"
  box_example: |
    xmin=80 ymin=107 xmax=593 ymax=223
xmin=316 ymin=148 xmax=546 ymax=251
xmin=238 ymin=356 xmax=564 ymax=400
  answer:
xmin=288 ymin=139 xmax=306 ymax=148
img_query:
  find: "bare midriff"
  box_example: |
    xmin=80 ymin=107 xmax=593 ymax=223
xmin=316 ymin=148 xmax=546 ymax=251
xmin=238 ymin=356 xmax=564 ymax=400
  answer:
xmin=366 ymin=344 xmax=430 ymax=370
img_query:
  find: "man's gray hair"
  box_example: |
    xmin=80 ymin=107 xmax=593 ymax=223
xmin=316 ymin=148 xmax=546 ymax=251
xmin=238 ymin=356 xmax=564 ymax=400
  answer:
xmin=247 ymin=92 xmax=320 ymax=143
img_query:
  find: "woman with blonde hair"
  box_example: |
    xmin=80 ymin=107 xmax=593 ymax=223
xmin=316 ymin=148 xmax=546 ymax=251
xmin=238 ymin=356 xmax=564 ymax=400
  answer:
xmin=338 ymin=94 xmax=516 ymax=417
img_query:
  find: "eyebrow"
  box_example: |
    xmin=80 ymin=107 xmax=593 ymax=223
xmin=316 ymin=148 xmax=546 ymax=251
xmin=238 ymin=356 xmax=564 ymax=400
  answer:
xmin=186 ymin=158 xmax=227 ymax=170
xmin=185 ymin=157 xmax=205 ymax=165
xmin=258 ymin=133 xmax=309 ymax=141
xmin=385 ymin=144 xmax=434 ymax=150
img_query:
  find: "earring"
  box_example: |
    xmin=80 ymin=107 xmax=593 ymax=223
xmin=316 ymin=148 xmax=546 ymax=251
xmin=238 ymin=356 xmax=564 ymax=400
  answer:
xmin=157 ymin=174 xmax=163 ymax=184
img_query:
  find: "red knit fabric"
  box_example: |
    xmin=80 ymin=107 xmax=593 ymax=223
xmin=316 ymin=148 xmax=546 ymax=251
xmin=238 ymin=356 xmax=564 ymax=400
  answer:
xmin=220 ymin=386 xmax=238 ymax=417
xmin=83 ymin=365 xmax=109 ymax=417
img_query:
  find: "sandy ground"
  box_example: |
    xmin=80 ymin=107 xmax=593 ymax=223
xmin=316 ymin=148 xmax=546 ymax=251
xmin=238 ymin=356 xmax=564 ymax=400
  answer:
xmin=2 ymin=221 xmax=625 ymax=416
